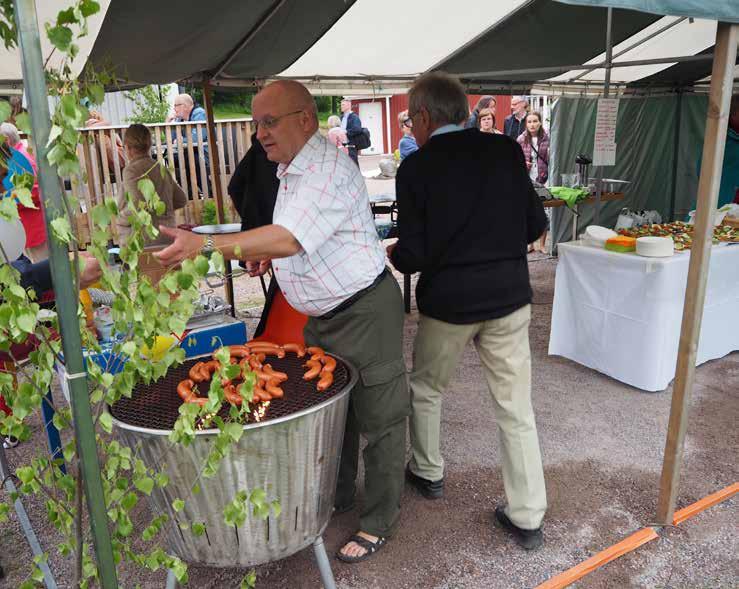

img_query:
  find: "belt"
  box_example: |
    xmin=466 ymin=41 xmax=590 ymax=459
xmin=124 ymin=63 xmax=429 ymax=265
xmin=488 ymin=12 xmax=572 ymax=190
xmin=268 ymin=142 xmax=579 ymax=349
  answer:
xmin=318 ymin=268 xmax=389 ymax=320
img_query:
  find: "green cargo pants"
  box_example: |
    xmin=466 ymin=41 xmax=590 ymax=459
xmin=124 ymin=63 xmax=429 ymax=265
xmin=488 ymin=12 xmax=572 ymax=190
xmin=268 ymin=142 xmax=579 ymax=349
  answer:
xmin=304 ymin=270 xmax=410 ymax=538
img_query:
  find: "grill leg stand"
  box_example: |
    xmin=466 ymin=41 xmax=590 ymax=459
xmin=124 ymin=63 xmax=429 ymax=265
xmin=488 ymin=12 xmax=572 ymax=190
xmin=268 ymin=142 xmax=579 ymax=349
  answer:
xmin=0 ymin=443 xmax=58 ymax=589
xmin=313 ymin=536 xmax=337 ymax=589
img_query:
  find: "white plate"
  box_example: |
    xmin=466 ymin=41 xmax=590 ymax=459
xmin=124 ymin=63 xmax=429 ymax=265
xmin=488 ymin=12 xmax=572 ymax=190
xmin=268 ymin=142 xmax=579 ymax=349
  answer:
xmin=636 ymin=236 xmax=674 ymax=257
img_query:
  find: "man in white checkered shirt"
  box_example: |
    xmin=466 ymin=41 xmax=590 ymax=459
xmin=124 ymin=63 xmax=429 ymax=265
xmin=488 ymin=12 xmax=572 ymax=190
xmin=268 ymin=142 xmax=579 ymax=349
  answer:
xmin=156 ymin=80 xmax=409 ymax=564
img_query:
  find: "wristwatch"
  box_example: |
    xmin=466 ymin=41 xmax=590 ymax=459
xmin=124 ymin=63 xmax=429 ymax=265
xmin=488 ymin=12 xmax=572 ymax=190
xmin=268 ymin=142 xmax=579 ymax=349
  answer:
xmin=200 ymin=235 xmax=216 ymax=257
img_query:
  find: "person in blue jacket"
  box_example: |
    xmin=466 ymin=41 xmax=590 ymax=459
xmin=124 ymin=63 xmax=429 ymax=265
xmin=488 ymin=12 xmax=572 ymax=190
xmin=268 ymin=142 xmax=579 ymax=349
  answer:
xmin=167 ymin=93 xmax=210 ymax=196
xmin=397 ymin=110 xmax=418 ymax=161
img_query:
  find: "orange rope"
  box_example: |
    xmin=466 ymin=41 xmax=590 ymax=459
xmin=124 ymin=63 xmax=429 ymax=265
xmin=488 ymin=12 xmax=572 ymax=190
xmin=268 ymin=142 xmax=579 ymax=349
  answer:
xmin=672 ymin=482 xmax=739 ymax=525
xmin=536 ymin=528 xmax=658 ymax=589
xmin=536 ymin=481 xmax=738 ymax=589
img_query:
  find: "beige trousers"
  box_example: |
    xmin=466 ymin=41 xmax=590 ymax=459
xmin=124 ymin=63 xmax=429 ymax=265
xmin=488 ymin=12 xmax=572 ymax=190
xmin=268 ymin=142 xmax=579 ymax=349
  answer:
xmin=408 ymin=304 xmax=547 ymax=529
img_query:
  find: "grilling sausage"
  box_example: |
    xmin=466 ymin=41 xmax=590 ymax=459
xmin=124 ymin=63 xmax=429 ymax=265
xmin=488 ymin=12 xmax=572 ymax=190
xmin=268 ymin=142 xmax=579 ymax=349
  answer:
xmin=223 ymin=384 xmax=243 ymax=406
xmin=317 ymin=371 xmax=333 ymax=392
xmin=303 ymin=360 xmax=322 ymax=380
xmin=176 ymin=379 xmax=208 ymax=406
xmin=265 ymin=378 xmax=284 ymax=399
xmin=320 ymin=356 xmax=336 ymax=373
xmin=263 ymin=364 xmax=288 ymax=382
xmin=282 ymin=343 xmax=306 ymax=357
xmin=188 ymin=362 xmax=206 ymax=383
xmin=253 ymin=385 xmax=272 ymax=403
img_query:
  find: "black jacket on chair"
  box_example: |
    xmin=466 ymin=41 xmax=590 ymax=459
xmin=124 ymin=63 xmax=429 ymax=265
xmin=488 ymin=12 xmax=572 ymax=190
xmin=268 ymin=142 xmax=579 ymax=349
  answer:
xmin=390 ymin=128 xmax=546 ymax=324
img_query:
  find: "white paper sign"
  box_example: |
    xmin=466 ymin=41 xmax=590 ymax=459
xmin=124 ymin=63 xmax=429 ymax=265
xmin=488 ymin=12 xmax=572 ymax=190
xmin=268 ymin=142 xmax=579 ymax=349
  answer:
xmin=593 ymin=98 xmax=619 ymax=166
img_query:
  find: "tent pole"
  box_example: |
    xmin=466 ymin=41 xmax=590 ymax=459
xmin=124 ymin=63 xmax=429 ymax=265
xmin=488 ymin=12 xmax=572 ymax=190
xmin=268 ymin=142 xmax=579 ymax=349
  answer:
xmin=594 ymin=7 xmax=613 ymax=225
xmin=202 ymin=80 xmax=225 ymax=224
xmin=569 ymin=17 xmax=687 ymax=83
xmin=668 ymin=91 xmax=683 ymax=222
xmin=13 ymin=1 xmax=118 ymax=586
xmin=656 ymin=22 xmax=738 ymax=526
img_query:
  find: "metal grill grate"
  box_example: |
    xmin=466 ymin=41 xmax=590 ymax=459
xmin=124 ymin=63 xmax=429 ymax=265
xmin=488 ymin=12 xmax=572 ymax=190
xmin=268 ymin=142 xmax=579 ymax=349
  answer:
xmin=110 ymin=353 xmax=350 ymax=431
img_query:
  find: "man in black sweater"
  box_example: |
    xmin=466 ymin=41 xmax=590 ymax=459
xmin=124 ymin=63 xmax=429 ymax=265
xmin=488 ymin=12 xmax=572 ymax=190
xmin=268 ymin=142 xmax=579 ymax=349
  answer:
xmin=388 ymin=72 xmax=548 ymax=550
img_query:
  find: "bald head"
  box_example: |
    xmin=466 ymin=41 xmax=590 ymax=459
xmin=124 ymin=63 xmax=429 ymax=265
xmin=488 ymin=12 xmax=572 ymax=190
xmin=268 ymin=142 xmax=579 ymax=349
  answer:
xmin=252 ymin=80 xmax=319 ymax=163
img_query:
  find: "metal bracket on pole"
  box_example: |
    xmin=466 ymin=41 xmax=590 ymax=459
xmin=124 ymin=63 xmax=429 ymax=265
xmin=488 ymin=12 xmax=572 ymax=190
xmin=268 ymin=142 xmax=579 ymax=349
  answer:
xmin=0 ymin=444 xmax=58 ymax=589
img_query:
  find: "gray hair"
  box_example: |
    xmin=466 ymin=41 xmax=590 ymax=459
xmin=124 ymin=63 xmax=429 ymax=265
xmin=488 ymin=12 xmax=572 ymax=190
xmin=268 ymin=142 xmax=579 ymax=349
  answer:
xmin=0 ymin=122 xmax=20 ymax=146
xmin=408 ymin=71 xmax=469 ymax=127
xmin=327 ymin=115 xmax=341 ymax=128
xmin=176 ymin=93 xmax=194 ymax=107
xmin=512 ymin=95 xmax=528 ymax=105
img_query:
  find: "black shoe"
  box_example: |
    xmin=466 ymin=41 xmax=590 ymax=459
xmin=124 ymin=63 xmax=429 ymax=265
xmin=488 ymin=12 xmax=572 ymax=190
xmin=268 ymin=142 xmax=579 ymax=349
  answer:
xmin=494 ymin=506 xmax=543 ymax=550
xmin=405 ymin=466 xmax=443 ymax=499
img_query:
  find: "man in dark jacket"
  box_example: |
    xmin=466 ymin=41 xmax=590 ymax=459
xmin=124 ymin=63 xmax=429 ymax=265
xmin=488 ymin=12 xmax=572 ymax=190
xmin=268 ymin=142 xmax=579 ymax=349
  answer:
xmin=388 ymin=72 xmax=548 ymax=550
xmin=504 ymin=95 xmax=529 ymax=139
xmin=340 ymin=99 xmax=362 ymax=166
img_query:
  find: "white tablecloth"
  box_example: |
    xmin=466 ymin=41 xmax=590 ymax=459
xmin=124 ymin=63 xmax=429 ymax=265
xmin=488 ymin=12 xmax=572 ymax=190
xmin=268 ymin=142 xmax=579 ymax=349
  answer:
xmin=548 ymin=242 xmax=739 ymax=391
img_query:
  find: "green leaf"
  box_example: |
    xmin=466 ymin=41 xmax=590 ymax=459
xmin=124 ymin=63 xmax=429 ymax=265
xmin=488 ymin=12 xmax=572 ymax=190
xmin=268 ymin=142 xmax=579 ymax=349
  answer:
xmin=80 ymin=0 xmax=101 ymax=17
xmin=15 ymin=308 xmax=36 ymax=334
xmin=240 ymin=570 xmax=257 ymax=589
xmin=224 ymin=422 xmax=243 ymax=443
xmin=13 ymin=187 xmax=34 ymax=208
xmin=176 ymin=272 xmax=194 ymax=290
xmin=191 ymin=522 xmax=205 ymax=537
xmin=138 ymin=178 xmax=156 ymax=204
xmin=172 ymin=498 xmax=184 ymax=513
xmin=56 ymin=7 xmax=77 ymax=25
xmin=134 ymin=476 xmax=154 ymax=495
xmin=270 ymin=499 xmax=282 ymax=518
xmin=47 ymin=125 xmax=63 ymax=147
xmin=50 ymin=217 xmax=74 ymax=245
xmin=14 ymin=113 xmax=31 ymax=135
xmin=87 ymin=82 xmax=105 ymax=106
xmin=46 ymin=24 xmax=73 ymax=52
xmin=249 ymin=488 xmax=266 ymax=506
xmin=0 ymin=100 xmax=10 ymax=122
xmin=194 ymin=256 xmax=210 ymax=276
xmin=99 ymin=412 xmax=113 ymax=434
xmin=120 ymin=492 xmax=138 ymax=511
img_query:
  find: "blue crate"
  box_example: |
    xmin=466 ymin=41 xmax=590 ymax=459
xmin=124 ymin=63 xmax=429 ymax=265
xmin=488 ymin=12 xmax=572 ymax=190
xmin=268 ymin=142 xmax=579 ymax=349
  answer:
xmin=179 ymin=320 xmax=248 ymax=358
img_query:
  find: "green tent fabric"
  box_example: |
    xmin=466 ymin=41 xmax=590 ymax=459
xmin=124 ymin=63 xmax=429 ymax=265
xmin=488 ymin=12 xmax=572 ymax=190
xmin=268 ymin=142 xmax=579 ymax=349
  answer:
xmin=549 ymin=94 xmax=709 ymax=249
xmin=554 ymin=0 xmax=739 ymax=23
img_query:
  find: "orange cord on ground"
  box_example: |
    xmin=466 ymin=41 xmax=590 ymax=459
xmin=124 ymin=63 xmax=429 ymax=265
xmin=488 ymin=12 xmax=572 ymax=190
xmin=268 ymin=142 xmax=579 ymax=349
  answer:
xmin=672 ymin=482 xmax=738 ymax=525
xmin=536 ymin=528 xmax=658 ymax=589
xmin=535 ymin=481 xmax=738 ymax=589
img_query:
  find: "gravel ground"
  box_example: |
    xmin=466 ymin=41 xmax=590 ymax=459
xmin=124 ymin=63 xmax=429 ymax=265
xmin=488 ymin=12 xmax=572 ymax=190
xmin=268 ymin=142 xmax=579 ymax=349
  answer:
xmin=1 ymin=252 xmax=736 ymax=589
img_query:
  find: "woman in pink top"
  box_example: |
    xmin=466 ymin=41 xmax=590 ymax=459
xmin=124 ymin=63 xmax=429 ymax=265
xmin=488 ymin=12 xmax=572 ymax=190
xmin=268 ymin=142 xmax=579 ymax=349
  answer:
xmin=327 ymin=115 xmax=349 ymax=154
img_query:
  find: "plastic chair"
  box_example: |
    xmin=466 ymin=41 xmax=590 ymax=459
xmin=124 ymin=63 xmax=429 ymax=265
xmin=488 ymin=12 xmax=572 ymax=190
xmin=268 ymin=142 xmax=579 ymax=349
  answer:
xmin=250 ymin=287 xmax=308 ymax=345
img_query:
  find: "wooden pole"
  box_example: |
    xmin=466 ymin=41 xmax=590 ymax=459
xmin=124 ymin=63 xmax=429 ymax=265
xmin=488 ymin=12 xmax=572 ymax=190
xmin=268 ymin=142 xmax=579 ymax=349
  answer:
xmin=656 ymin=22 xmax=738 ymax=525
xmin=202 ymin=80 xmax=226 ymax=223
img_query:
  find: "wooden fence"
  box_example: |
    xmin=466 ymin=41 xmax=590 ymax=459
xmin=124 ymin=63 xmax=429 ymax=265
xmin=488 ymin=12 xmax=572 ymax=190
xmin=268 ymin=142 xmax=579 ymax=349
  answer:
xmin=69 ymin=118 xmax=253 ymax=244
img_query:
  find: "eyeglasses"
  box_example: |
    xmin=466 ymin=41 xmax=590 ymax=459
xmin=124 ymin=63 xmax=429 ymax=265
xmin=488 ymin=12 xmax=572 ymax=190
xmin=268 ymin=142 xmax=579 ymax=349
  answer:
xmin=254 ymin=110 xmax=304 ymax=131
xmin=402 ymin=118 xmax=412 ymax=128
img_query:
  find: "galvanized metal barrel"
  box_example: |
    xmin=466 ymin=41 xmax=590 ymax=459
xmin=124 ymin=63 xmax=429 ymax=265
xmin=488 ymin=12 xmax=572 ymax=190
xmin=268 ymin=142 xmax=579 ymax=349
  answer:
xmin=111 ymin=354 xmax=354 ymax=567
